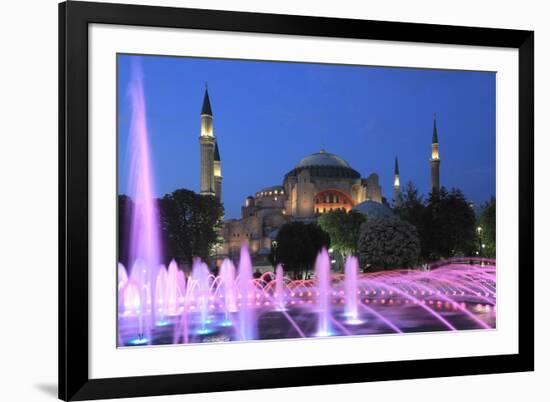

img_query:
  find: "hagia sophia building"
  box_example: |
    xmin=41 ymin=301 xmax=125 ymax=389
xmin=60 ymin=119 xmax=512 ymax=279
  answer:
xmin=197 ymin=88 xmax=441 ymax=263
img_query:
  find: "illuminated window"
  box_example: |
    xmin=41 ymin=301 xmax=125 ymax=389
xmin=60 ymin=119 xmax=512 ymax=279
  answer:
xmin=315 ymin=208 xmax=319 ymax=214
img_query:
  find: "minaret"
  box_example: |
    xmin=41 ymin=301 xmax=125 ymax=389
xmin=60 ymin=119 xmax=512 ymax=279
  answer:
xmin=199 ymin=86 xmax=216 ymax=196
xmin=430 ymin=113 xmax=441 ymax=194
xmin=213 ymin=141 xmax=222 ymax=201
xmin=393 ymin=156 xmax=401 ymax=207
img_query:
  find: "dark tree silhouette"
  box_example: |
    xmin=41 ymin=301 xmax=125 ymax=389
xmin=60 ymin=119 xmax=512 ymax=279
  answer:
xmin=426 ymin=187 xmax=477 ymax=258
xmin=478 ymin=197 xmax=496 ymax=258
xmin=394 ymin=181 xmax=430 ymax=259
xmin=117 ymin=194 xmax=134 ymax=268
xmin=269 ymin=221 xmax=330 ymax=279
xmin=159 ymin=188 xmax=224 ymax=265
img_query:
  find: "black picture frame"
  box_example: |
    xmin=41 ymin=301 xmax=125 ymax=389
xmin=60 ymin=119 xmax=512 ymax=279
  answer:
xmin=59 ymin=1 xmax=534 ymax=400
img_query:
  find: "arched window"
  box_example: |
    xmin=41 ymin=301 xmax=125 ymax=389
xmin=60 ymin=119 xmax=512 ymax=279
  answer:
xmin=314 ymin=189 xmax=354 ymax=213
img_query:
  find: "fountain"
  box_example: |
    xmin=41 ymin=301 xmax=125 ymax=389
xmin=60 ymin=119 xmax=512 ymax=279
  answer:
xmin=219 ymin=259 xmax=237 ymax=326
xmin=315 ymin=249 xmax=332 ymax=337
xmin=118 ymin=246 xmax=496 ymax=346
xmin=344 ymin=256 xmax=361 ymax=324
xmin=118 ymin=59 xmax=162 ymax=345
xmin=191 ymin=259 xmax=212 ymax=334
xmin=237 ymin=246 xmax=257 ymax=341
xmin=275 ymin=264 xmax=286 ymax=311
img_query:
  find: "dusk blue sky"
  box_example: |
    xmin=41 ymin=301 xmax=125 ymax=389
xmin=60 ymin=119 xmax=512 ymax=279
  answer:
xmin=117 ymin=54 xmax=496 ymax=219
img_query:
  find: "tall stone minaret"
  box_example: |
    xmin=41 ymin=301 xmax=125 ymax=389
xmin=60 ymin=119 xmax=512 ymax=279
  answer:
xmin=394 ymin=156 xmax=401 ymax=207
xmin=213 ymin=141 xmax=222 ymax=201
xmin=430 ymin=113 xmax=441 ymax=194
xmin=199 ymin=87 xmax=216 ymax=196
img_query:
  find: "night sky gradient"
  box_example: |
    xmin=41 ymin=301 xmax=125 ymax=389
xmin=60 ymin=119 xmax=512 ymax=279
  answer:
xmin=117 ymin=54 xmax=496 ymax=219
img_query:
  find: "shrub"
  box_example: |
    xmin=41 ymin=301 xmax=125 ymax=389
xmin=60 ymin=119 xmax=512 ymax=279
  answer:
xmin=358 ymin=219 xmax=420 ymax=270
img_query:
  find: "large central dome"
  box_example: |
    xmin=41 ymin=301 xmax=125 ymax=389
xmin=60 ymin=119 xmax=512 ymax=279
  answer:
xmin=285 ymin=149 xmax=360 ymax=180
xmin=295 ymin=149 xmax=351 ymax=169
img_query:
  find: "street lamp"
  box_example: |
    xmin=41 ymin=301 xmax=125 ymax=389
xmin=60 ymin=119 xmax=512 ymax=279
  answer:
xmin=272 ymin=241 xmax=278 ymax=264
xmin=477 ymin=226 xmax=483 ymax=258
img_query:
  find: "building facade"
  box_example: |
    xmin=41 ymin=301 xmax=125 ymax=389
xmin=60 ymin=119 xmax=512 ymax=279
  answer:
xmin=220 ymin=149 xmax=383 ymax=261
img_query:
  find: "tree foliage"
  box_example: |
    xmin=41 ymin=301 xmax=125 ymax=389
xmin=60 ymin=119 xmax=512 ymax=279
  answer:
xmin=478 ymin=197 xmax=496 ymax=258
xmin=395 ymin=184 xmax=478 ymax=260
xmin=358 ymin=219 xmax=420 ymax=270
xmin=426 ymin=187 xmax=477 ymax=258
xmin=318 ymin=209 xmax=365 ymax=257
xmin=269 ymin=221 xmax=330 ymax=279
xmin=117 ymin=194 xmax=134 ymax=268
xmin=394 ymin=181 xmax=430 ymax=258
xmin=159 ymin=189 xmax=224 ymax=265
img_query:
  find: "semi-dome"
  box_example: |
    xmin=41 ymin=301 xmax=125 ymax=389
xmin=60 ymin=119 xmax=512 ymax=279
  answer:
xmin=286 ymin=149 xmax=360 ymax=179
xmin=353 ymin=201 xmax=395 ymax=220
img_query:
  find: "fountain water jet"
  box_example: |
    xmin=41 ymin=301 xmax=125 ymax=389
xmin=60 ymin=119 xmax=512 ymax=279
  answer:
xmin=237 ymin=246 xmax=257 ymax=340
xmin=275 ymin=264 xmax=286 ymax=311
xmin=191 ymin=259 xmax=212 ymax=334
xmin=315 ymin=248 xmax=332 ymax=336
xmin=119 ymin=59 xmax=162 ymax=345
xmin=219 ymin=259 xmax=237 ymax=326
xmin=344 ymin=256 xmax=361 ymax=324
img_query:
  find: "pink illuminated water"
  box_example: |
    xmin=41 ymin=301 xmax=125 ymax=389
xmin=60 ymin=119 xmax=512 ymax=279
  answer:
xmin=118 ymin=247 xmax=496 ymax=346
xmin=220 ymin=259 xmax=237 ymax=320
xmin=237 ymin=246 xmax=257 ymax=340
xmin=315 ymin=249 xmax=332 ymax=336
xmin=118 ymin=60 xmax=162 ymax=345
xmin=126 ymin=60 xmax=161 ymax=274
xmin=275 ymin=264 xmax=285 ymax=311
xmin=191 ymin=259 xmax=211 ymax=332
xmin=344 ymin=256 xmax=360 ymax=324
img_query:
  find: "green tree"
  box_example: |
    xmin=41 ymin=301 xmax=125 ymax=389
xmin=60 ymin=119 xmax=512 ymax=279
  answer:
xmin=318 ymin=209 xmax=365 ymax=257
xmin=427 ymin=187 xmax=477 ymax=258
xmin=358 ymin=219 xmax=420 ymax=270
xmin=394 ymin=181 xmax=430 ymax=259
xmin=478 ymin=197 xmax=496 ymax=258
xmin=159 ymin=188 xmax=224 ymax=265
xmin=269 ymin=221 xmax=330 ymax=279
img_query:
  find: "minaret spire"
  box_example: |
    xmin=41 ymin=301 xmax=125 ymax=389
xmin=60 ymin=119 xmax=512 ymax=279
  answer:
xmin=430 ymin=113 xmax=441 ymax=195
xmin=201 ymin=85 xmax=213 ymax=116
xmin=199 ymin=86 xmax=216 ymax=196
xmin=393 ymin=156 xmax=401 ymax=207
xmin=432 ymin=112 xmax=439 ymax=144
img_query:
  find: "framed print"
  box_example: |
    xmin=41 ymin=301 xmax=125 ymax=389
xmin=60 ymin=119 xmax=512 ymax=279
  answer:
xmin=59 ymin=1 xmax=534 ymax=400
